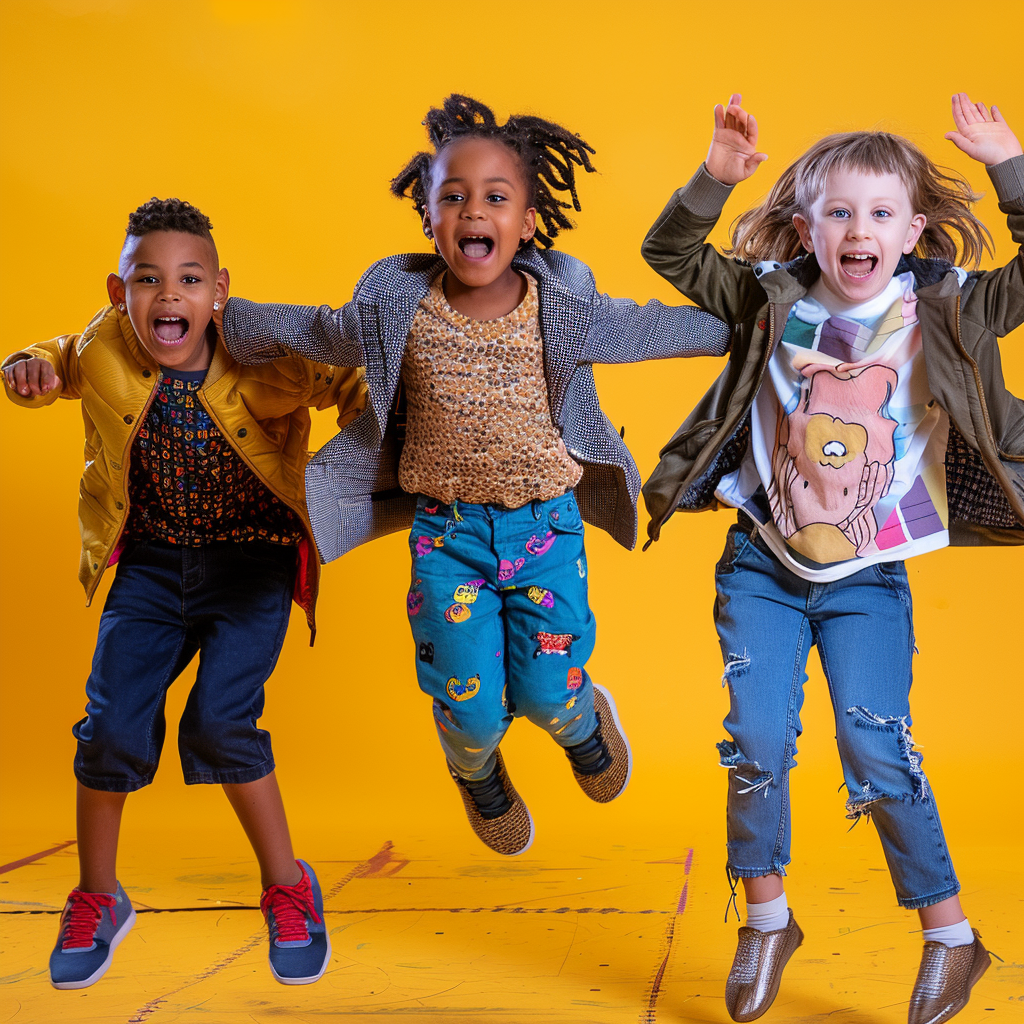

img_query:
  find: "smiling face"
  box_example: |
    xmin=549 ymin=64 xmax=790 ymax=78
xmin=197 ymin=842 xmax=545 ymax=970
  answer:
xmin=793 ymin=169 xmax=927 ymax=305
xmin=422 ymin=136 xmax=536 ymax=292
xmin=107 ymin=231 xmax=229 ymax=372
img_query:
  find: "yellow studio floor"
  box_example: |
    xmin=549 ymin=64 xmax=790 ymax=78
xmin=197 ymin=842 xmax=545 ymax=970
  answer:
xmin=2 ymin=808 xmax=1021 ymax=1024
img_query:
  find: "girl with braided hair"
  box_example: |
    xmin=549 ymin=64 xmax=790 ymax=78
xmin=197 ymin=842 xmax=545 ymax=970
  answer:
xmin=219 ymin=94 xmax=730 ymax=856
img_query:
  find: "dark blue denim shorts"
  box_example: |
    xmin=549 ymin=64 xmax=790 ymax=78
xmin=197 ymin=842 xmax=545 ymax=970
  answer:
xmin=73 ymin=539 xmax=295 ymax=791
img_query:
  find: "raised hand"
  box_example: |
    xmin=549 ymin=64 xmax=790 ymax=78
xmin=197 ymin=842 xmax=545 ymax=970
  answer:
xmin=3 ymin=356 xmax=60 ymax=397
xmin=706 ymin=93 xmax=768 ymax=186
xmin=945 ymin=94 xmax=1023 ymax=166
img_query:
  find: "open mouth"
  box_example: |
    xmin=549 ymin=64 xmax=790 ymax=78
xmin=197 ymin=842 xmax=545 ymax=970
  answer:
xmin=840 ymin=253 xmax=878 ymax=279
xmin=457 ymin=236 xmax=494 ymax=260
xmin=152 ymin=315 xmax=190 ymax=344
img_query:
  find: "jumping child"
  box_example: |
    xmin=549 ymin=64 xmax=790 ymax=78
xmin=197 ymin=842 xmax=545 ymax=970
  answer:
xmin=218 ymin=95 xmax=730 ymax=856
xmin=641 ymin=94 xmax=1023 ymax=1022
xmin=3 ymin=199 xmax=365 ymax=989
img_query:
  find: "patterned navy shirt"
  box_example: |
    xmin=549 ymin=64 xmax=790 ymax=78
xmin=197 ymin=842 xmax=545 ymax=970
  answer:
xmin=126 ymin=368 xmax=303 ymax=547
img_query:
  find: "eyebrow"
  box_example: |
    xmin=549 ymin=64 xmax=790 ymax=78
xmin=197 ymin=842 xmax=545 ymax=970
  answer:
xmin=134 ymin=262 xmax=206 ymax=270
xmin=438 ymin=176 xmax=516 ymax=187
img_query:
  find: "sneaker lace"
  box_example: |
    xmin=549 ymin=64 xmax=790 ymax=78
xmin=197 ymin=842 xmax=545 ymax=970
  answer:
xmin=260 ymin=870 xmax=319 ymax=943
xmin=463 ymin=771 xmax=511 ymax=820
xmin=61 ymin=890 xmax=117 ymax=949
xmin=565 ymin=724 xmax=610 ymax=776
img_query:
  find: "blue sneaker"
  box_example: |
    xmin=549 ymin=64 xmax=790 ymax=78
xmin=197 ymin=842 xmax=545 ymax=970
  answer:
xmin=260 ymin=859 xmax=330 ymax=984
xmin=49 ymin=883 xmax=136 ymax=989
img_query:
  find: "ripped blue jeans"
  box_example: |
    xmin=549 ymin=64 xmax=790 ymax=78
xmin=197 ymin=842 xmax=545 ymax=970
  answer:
xmin=713 ymin=522 xmax=959 ymax=910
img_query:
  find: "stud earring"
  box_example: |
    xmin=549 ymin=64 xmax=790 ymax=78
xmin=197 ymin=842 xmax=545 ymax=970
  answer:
xmin=213 ymin=301 xmax=220 ymax=311
xmin=118 ymin=303 xmax=126 ymax=312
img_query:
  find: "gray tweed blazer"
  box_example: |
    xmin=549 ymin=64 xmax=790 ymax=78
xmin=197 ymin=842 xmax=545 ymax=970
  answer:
xmin=223 ymin=245 xmax=730 ymax=561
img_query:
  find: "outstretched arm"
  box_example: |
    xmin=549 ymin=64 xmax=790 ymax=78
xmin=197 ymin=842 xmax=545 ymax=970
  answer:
xmin=946 ymin=93 xmax=1024 ymax=336
xmin=2 ymin=334 xmax=80 ymax=407
xmin=641 ymin=93 xmax=769 ymax=325
xmin=583 ymin=293 xmax=731 ymax=363
xmin=220 ymin=295 xmax=365 ymax=368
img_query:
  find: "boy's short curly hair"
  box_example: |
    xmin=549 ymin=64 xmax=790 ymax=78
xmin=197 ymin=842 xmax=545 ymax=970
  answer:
xmin=391 ymin=95 xmax=597 ymax=249
xmin=126 ymin=197 xmax=213 ymax=240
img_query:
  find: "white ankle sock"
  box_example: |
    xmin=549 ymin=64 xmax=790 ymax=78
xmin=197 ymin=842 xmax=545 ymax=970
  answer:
xmin=745 ymin=892 xmax=789 ymax=933
xmin=922 ymin=918 xmax=974 ymax=947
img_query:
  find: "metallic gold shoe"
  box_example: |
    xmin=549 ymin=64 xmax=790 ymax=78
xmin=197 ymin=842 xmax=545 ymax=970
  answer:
xmin=565 ymin=684 xmax=631 ymax=803
xmin=908 ymin=932 xmax=990 ymax=1024
xmin=450 ymin=749 xmax=534 ymax=857
xmin=725 ymin=910 xmax=803 ymax=1022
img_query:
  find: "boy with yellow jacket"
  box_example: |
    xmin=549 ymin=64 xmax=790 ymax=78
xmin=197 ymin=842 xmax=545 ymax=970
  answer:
xmin=2 ymin=198 xmax=364 ymax=990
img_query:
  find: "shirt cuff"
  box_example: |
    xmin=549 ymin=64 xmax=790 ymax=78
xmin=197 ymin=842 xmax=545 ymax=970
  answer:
xmin=987 ymin=154 xmax=1024 ymax=204
xmin=674 ymin=164 xmax=735 ymax=219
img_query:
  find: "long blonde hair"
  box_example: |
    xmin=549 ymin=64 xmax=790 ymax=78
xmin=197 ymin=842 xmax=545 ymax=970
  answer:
xmin=728 ymin=132 xmax=992 ymax=268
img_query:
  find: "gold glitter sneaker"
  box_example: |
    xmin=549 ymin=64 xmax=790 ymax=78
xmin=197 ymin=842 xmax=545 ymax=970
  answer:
xmin=725 ymin=910 xmax=803 ymax=1022
xmin=565 ymin=684 xmax=631 ymax=803
xmin=908 ymin=932 xmax=990 ymax=1024
xmin=450 ymin=749 xmax=534 ymax=856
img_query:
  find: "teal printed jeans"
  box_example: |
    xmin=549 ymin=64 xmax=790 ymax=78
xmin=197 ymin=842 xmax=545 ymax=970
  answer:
xmin=406 ymin=492 xmax=598 ymax=780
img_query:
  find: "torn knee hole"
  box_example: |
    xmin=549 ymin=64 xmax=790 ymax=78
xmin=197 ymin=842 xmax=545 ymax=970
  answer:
xmin=717 ymin=739 xmax=773 ymax=796
xmin=721 ymin=648 xmax=750 ymax=687
xmin=846 ymin=705 xmax=928 ymax=800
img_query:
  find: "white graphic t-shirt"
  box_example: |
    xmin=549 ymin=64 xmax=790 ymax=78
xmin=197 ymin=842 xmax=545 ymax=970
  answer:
xmin=716 ymin=271 xmax=950 ymax=582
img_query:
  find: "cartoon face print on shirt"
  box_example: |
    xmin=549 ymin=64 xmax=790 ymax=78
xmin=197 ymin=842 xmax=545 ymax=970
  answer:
xmin=768 ymin=363 xmax=898 ymax=562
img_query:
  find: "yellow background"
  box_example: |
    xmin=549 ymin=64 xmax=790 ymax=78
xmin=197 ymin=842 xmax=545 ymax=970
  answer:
xmin=1 ymin=2 xmax=1021 ymax=1021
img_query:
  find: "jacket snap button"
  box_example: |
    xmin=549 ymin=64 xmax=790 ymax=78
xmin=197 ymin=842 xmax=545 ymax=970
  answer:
xmin=92 ymin=563 xmax=98 ymax=570
xmin=315 ymin=372 xmax=322 ymax=380
xmin=757 ymin=318 xmax=767 ymax=330
xmin=238 ymin=427 xmax=247 ymax=437
xmin=142 ymin=369 xmax=152 ymax=378
xmin=115 ymin=501 xmax=124 ymax=510
xmin=326 ymin=376 xmax=333 ymax=384
xmin=123 ymin=414 xmax=134 ymax=424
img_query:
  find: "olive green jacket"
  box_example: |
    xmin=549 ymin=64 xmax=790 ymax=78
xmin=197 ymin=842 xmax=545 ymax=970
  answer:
xmin=640 ymin=155 xmax=1024 ymax=549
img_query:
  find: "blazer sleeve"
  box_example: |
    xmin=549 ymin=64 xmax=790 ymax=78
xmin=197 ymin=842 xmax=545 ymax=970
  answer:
xmin=960 ymin=155 xmax=1024 ymax=337
xmin=641 ymin=164 xmax=767 ymax=325
xmin=2 ymin=333 xmax=82 ymax=408
xmin=582 ymin=292 xmax=732 ymax=363
xmin=222 ymin=295 xmax=366 ymax=368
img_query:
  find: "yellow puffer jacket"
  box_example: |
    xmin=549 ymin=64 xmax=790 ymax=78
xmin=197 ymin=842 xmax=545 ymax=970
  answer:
xmin=2 ymin=305 xmax=366 ymax=640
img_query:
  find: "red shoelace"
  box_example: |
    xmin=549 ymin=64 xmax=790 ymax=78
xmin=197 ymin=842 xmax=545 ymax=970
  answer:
xmin=61 ymin=890 xmax=118 ymax=949
xmin=260 ymin=869 xmax=319 ymax=943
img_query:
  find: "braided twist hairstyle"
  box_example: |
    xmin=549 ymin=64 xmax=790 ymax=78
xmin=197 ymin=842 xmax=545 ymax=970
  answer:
xmin=391 ymin=95 xmax=596 ymax=249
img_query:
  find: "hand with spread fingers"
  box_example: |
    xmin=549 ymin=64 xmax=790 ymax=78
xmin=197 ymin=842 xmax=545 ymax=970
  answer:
xmin=945 ymin=92 xmax=1022 ymax=166
xmin=3 ymin=356 xmax=61 ymax=397
xmin=705 ymin=93 xmax=769 ymax=186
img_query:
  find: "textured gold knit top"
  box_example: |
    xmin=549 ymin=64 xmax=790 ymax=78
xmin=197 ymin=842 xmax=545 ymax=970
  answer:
xmin=397 ymin=273 xmax=583 ymax=508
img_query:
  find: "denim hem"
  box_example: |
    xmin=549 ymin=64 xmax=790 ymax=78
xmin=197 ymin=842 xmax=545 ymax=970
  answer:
xmin=726 ymin=863 xmax=790 ymax=880
xmin=183 ymin=757 xmax=275 ymax=786
xmin=73 ymin=767 xmax=154 ymax=794
xmin=896 ymin=883 xmax=961 ymax=910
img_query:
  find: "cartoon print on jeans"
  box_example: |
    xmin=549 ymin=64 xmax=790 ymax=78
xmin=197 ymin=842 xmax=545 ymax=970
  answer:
xmin=527 ymin=586 xmax=555 ymax=608
xmin=555 ymin=713 xmax=583 ymax=735
xmin=407 ymin=587 xmax=424 ymax=616
xmin=567 ymin=667 xmax=583 ymax=690
xmin=424 ymin=503 xmax=439 ymax=514
xmin=445 ymin=603 xmax=472 ymax=624
xmin=566 ymin=694 xmax=578 ymax=710
xmin=501 ymin=683 xmax=509 ymax=709
xmin=532 ymin=632 xmax=581 ymax=658
xmin=768 ymin=363 xmax=898 ymax=562
xmin=414 ymin=535 xmax=446 ymax=557
xmin=446 ymin=675 xmax=480 ymax=702
xmin=498 ymin=557 xmax=526 ymax=582
xmin=525 ymin=532 xmax=556 ymax=556
xmin=577 ymin=558 xmax=586 ymax=578
xmin=453 ymin=579 xmax=485 ymax=605
xmin=418 ymin=642 xmax=434 ymax=664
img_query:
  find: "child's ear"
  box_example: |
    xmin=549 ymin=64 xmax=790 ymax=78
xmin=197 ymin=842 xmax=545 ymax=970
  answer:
xmin=215 ymin=267 xmax=230 ymax=304
xmin=422 ymin=212 xmax=434 ymax=240
xmin=106 ymin=273 xmax=126 ymax=310
xmin=792 ymin=213 xmax=813 ymax=252
xmin=521 ymin=207 xmax=537 ymax=244
xmin=904 ymin=213 xmax=927 ymax=254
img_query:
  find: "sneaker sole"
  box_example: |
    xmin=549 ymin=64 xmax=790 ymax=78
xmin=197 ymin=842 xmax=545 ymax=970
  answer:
xmin=50 ymin=908 xmax=137 ymax=990
xmin=593 ymin=684 xmax=632 ymax=800
xmin=269 ymin=934 xmax=332 ymax=986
